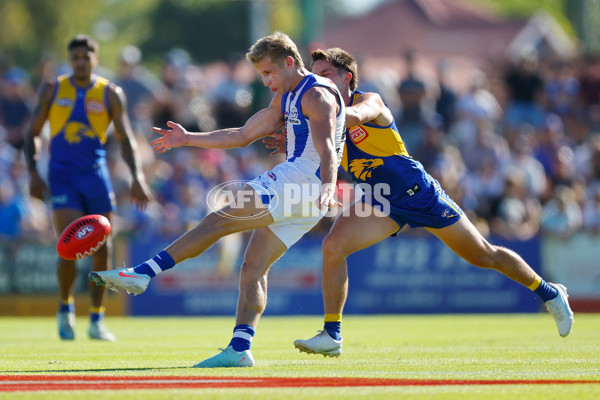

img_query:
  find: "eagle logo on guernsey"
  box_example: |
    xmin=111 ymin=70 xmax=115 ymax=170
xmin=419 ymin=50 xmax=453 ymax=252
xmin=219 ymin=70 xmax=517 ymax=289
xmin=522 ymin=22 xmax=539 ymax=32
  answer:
xmin=63 ymin=121 xmax=96 ymax=144
xmin=349 ymin=158 xmax=384 ymax=180
xmin=349 ymin=126 xmax=368 ymax=143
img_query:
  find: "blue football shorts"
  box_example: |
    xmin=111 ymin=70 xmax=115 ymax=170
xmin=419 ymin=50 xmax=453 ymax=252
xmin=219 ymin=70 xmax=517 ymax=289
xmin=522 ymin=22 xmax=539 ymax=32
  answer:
xmin=48 ymin=163 xmax=116 ymax=214
xmin=362 ymin=177 xmax=463 ymax=232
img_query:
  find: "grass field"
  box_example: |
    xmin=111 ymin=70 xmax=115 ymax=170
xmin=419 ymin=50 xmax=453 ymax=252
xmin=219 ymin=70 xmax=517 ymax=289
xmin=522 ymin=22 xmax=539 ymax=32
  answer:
xmin=1 ymin=314 xmax=599 ymax=399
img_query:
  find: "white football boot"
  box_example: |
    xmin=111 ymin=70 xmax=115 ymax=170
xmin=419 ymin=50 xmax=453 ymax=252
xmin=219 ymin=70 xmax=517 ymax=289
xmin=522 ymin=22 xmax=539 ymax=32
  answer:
xmin=88 ymin=320 xmax=116 ymax=341
xmin=545 ymin=283 xmax=574 ymax=337
xmin=294 ymin=330 xmax=343 ymax=357
xmin=193 ymin=346 xmax=255 ymax=368
xmin=57 ymin=311 xmax=75 ymax=340
xmin=89 ymin=268 xmax=150 ymax=295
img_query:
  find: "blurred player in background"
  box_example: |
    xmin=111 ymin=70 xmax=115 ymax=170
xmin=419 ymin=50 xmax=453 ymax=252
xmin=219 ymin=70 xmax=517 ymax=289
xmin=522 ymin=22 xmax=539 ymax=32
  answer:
xmin=25 ymin=35 xmax=153 ymax=341
xmin=265 ymin=48 xmax=573 ymax=358
xmin=89 ymin=32 xmax=345 ymax=367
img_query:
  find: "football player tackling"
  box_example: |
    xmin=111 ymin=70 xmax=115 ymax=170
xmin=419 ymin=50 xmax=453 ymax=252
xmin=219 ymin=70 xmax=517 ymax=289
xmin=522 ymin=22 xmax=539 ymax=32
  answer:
xmin=267 ymin=48 xmax=573 ymax=357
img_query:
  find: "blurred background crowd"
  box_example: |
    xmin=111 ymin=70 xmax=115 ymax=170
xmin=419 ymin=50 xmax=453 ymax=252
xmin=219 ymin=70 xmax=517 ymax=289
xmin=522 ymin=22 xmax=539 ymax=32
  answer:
xmin=1 ymin=0 xmax=600 ymax=261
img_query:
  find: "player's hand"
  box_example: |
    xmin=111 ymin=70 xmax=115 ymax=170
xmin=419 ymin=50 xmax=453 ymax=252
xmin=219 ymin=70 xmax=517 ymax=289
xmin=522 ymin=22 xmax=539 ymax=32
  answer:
xmin=29 ymin=170 xmax=49 ymax=201
xmin=151 ymin=121 xmax=187 ymax=154
xmin=262 ymin=130 xmax=286 ymax=156
xmin=316 ymin=183 xmax=342 ymax=210
xmin=130 ymin=177 xmax=152 ymax=211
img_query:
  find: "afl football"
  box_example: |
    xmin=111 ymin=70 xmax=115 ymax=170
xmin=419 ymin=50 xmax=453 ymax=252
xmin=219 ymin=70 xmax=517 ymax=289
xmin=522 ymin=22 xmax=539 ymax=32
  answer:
xmin=57 ymin=215 xmax=111 ymax=260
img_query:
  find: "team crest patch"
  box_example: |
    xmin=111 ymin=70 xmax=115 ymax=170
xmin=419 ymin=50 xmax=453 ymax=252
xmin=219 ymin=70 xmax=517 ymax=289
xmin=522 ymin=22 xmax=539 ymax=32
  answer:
xmin=268 ymin=171 xmax=277 ymax=181
xmin=349 ymin=158 xmax=383 ymax=180
xmin=86 ymin=99 xmax=105 ymax=114
xmin=286 ymin=108 xmax=301 ymax=125
xmin=56 ymin=98 xmax=73 ymax=107
xmin=349 ymin=126 xmax=368 ymax=143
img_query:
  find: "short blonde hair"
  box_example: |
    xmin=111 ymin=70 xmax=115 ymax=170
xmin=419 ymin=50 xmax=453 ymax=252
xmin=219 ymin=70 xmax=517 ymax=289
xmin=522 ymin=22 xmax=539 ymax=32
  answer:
xmin=246 ymin=32 xmax=304 ymax=69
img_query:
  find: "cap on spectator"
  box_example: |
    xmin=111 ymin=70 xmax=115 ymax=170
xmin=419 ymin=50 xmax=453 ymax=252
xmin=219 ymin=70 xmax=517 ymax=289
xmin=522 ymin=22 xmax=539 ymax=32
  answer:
xmin=3 ymin=66 xmax=29 ymax=85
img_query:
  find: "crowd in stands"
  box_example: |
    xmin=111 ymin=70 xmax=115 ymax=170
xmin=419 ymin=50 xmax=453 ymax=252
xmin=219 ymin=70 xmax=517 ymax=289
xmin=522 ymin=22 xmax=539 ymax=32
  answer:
xmin=2 ymin=44 xmax=600 ymax=253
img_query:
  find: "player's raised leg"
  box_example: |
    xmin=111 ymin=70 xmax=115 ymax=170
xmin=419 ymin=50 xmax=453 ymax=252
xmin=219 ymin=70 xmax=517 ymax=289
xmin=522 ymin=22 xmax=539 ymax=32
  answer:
xmin=194 ymin=226 xmax=287 ymax=368
xmin=426 ymin=216 xmax=574 ymax=337
xmin=294 ymin=202 xmax=400 ymax=356
xmin=89 ymin=185 xmax=274 ymax=295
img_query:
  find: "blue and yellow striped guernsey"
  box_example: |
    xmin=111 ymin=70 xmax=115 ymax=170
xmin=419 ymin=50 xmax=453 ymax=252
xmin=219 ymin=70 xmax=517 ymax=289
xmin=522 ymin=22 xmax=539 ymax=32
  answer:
xmin=48 ymin=75 xmax=111 ymax=172
xmin=341 ymin=90 xmax=431 ymax=205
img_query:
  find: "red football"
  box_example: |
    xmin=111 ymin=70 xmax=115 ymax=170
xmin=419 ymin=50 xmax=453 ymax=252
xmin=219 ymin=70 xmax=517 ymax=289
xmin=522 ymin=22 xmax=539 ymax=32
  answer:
xmin=56 ymin=214 xmax=111 ymax=260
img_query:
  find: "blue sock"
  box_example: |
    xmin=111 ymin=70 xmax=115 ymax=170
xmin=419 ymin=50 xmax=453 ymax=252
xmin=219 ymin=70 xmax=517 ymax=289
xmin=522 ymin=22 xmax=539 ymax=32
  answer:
xmin=534 ymin=279 xmax=558 ymax=302
xmin=324 ymin=322 xmax=341 ymax=341
xmin=90 ymin=306 xmax=104 ymax=323
xmin=133 ymin=250 xmax=175 ymax=278
xmin=228 ymin=325 xmax=255 ymax=352
xmin=58 ymin=298 xmax=74 ymax=313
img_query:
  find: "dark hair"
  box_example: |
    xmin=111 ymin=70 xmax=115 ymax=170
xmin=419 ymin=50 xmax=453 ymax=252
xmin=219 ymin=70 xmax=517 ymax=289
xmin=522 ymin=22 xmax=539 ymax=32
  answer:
xmin=311 ymin=48 xmax=358 ymax=91
xmin=68 ymin=35 xmax=98 ymax=53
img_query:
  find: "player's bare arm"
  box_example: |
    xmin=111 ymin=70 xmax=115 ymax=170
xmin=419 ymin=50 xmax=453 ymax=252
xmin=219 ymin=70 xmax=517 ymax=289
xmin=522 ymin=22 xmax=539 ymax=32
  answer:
xmin=302 ymin=86 xmax=342 ymax=209
xmin=151 ymin=94 xmax=285 ymax=153
xmin=24 ymin=80 xmax=55 ymax=201
xmin=107 ymin=84 xmax=152 ymax=210
xmin=346 ymin=92 xmax=393 ymax=127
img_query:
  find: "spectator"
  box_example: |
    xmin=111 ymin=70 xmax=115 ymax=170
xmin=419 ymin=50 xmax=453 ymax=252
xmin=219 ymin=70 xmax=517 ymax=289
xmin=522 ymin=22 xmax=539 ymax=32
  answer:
xmin=489 ymin=169 xmax=542 ymax=241
xmin=451 ymin=70 xmax=501 ymax=151
xmin=503 ymin=49 xmax=546 ymax=140
xmin=0 ymin=67 xmax=32 ymax=151
xmin=540 ymin=184 xmax=583 ymax=238
xmin=434 ymin=59 xmax=457 ymax=132
xmin=396 ymin=48 xmax=430 ymax=153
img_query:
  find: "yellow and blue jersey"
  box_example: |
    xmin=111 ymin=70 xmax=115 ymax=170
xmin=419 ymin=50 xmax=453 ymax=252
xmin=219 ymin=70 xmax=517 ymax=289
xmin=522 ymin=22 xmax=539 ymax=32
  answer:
xmin=341 ymin=90 xmax=431 ymax=205
xmin=342 ymin=90 xmax=463 ymax=229
xmin=48 ymin=74 xmax=111 ymax=173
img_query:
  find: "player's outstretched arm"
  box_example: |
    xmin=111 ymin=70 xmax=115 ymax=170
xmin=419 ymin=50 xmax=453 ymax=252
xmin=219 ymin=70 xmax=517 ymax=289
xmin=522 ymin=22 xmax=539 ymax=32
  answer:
xmin=151 ymin=95 xmax=285 ymax=153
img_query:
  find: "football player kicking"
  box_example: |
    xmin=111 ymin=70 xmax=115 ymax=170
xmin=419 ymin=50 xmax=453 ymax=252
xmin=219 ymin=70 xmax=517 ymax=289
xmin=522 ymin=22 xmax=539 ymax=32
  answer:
xmin=265 ymin=48 xmax=573 ymax=358
xmin=89 ymin=32 xmax=346 ymax=367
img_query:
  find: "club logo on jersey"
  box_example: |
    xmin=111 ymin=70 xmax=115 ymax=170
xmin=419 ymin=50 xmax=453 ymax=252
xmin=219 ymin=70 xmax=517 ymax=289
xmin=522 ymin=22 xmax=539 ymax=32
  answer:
xmin=56 ymin=98 xmax=73 ymax=107
xmin=349 ymin=126 xmax=368 ymax=144
xmin=349 ymin=158 xmax=383 ymax=180
xmin=285 ymin=108 xmax=301 ymax=125
xmin=85 ymin=99 xmax=105 ymax=114
xmin=268 ymin=171 xmax=277 ymax=181
xmin=63 ymin=121 xmax=96 ymax=144
xmin=441 ymin=208 xmax=456 ymax=218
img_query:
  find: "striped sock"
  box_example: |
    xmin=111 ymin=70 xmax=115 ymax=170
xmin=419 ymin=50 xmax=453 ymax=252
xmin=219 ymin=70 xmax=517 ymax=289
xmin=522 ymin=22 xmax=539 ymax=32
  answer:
xmin=133 ymin=251 xmax=175 ymax=278
xmin=228 ymin=325 xmax=255 ymax=352
xmin=59 ymin=297 xmax=74 ymax=313
xmin=90 ymin=306 xmax=105 ymax=323
xmin=324 ymin=313 xmax=342 ymax=340
xmin=528 ymin=274 xmax=558 ymax=302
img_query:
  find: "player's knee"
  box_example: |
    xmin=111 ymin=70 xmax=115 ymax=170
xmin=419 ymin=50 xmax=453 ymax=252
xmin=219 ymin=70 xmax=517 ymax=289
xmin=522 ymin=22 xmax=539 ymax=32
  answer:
xmin=322 ymin=234 xmax=348 ymax=263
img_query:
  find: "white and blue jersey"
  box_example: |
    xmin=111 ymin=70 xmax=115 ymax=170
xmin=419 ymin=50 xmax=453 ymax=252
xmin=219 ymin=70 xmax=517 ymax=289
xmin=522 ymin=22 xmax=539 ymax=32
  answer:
xmin=248 ymin=73 xmax=345 ymax=248
xmin=281 ymin=73 xmax=345 ymax=175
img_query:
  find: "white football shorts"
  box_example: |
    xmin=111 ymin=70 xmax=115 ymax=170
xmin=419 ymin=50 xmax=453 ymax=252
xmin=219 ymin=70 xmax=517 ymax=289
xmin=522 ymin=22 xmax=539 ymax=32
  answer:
xmin=249 ymin=159 xmax=325 ymax=248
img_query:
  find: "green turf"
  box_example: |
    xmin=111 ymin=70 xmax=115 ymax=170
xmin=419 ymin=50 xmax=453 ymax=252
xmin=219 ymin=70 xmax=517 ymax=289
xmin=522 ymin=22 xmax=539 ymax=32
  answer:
xmin=1 ymin=314 xmax=599 ymax=399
